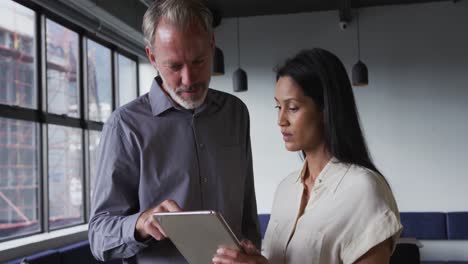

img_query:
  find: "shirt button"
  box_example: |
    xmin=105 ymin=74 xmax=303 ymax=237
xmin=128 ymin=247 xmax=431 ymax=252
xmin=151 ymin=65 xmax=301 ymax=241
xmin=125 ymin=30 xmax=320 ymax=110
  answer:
xmin=203 ymin=177 xmax=208 ymax=183
xmin=199 ymin=143 xmax=205 ymax=149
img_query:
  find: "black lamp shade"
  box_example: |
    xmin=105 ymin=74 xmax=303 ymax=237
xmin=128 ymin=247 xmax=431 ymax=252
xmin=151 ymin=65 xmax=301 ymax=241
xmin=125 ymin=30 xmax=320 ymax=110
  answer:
xmin=352 ymin=60 xmax=368 ymax=86
xmin=233 ymin=68 xmax=248 ymax=92
xmin=212 ymin=46 xmax=225 ymax=76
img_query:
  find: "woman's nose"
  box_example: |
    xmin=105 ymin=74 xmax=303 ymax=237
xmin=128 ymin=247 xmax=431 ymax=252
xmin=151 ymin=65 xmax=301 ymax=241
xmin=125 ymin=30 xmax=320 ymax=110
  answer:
xmin=277 ymin=111 xmax=288 ymax=126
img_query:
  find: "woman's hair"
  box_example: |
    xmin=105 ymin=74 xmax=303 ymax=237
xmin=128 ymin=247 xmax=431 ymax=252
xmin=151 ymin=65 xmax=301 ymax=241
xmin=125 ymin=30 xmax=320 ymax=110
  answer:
xmin=275 ymin=48 xmax=381 ymax=175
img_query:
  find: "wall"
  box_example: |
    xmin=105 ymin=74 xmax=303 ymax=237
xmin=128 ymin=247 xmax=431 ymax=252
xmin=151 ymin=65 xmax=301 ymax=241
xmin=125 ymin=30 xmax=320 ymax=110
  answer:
xmin=208 ymin=1 xmax=468 ymax=261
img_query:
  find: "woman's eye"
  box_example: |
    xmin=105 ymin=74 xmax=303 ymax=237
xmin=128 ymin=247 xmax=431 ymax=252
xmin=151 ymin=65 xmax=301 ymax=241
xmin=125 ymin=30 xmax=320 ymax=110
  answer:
xmin=274 ymin=105 xmax=281 ymax=110
xmin=288 ymin=107 xmax=298 ymax=112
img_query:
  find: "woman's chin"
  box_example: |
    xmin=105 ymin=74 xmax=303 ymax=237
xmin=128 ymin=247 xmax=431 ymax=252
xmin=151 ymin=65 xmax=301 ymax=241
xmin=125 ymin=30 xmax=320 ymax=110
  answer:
xmin=284 ymin=143 xmax=300 ymax=152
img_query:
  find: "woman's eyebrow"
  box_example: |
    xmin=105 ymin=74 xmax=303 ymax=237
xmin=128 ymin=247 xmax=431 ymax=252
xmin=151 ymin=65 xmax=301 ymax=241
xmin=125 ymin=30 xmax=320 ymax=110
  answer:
xmin=275 ymin=98 xmax=300 ymax=104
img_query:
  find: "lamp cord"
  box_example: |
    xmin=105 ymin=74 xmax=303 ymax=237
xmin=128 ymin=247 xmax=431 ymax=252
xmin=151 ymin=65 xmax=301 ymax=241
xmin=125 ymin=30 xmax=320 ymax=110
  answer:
xmin=356 ymin=9 xmax=361 ymax=61
xmin=237 ymin=17 xmax=241 ymax=68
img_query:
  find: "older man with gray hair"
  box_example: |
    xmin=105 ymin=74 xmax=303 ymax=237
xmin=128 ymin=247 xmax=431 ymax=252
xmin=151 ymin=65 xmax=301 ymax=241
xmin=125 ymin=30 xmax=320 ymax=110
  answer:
xmin=88 ymin=0 xmax=261 ymax=263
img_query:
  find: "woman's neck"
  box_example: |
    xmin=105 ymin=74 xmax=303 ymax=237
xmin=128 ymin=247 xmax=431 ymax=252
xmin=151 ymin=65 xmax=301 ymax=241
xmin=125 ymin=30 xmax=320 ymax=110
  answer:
xmin=303 ymin=143 xmax=331 ymax=185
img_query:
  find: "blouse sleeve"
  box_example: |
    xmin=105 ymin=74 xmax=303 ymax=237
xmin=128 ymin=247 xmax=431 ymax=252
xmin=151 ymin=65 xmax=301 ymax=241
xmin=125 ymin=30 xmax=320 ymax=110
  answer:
xmin=340 ymin=170 xmax=403 ymax=264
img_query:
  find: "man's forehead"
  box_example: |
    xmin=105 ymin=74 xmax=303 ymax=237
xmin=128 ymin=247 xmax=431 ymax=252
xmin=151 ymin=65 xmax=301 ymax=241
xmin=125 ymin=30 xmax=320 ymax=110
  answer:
xmin=155 ymin=17 xmax=207 ymax=38
xmin=152 ymin=19 xmax=211 ymax=62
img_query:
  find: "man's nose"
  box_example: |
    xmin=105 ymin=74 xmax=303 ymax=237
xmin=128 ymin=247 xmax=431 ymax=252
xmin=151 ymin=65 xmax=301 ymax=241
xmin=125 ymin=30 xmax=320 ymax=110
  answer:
xmin=180 ymin=65 xmax=195 ymax=86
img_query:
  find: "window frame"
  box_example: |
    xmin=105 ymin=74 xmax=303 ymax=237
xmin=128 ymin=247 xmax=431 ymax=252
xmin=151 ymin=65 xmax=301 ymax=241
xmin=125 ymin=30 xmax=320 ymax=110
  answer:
xmin=116 ymin=51 xmax=140 ymax=107
xmin=0 ymin=0 xmax=141 ymax=244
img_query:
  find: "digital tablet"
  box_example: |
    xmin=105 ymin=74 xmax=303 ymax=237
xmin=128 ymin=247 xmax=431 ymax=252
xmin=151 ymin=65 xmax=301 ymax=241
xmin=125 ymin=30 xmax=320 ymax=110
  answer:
xmin=153 ymin=210 xmax=241 ymax=264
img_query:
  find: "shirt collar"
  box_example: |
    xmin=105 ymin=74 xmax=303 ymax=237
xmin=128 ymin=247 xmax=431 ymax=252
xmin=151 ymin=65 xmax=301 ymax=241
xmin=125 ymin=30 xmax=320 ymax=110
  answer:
xmin=296 ymin=157 xmax=350 ymax=192
xmin=149 ymin=76 xmax=175 ymax=116
xmin=148 ymin=76 xmax=223 ymax=116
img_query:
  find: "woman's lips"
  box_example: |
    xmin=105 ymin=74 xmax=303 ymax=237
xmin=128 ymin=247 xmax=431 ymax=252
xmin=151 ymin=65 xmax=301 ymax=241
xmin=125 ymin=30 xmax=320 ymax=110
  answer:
xmin=282 ymin=132 xmax=293 ymax=142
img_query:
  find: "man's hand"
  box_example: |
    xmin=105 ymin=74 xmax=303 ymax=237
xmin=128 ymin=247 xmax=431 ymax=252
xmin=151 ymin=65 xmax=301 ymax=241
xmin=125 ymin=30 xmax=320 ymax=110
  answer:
xmin=135 ymin=199 xmax=182 ymax=241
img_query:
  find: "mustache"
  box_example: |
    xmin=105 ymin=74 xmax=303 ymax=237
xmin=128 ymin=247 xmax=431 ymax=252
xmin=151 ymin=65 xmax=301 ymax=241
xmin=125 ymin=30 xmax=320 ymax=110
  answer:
xmin=175 ymin=83 xmax=206 ymax=93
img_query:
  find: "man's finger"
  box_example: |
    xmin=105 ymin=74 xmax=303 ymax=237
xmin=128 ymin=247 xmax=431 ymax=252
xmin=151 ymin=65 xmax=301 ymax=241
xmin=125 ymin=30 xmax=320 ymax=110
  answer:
xmin=152 ymin=218 xmax=167 ymax=237
xmin=162 ymin=199 xmax=183 ymax=212
xmin=145 ymin=216 xmax=167 ymax=240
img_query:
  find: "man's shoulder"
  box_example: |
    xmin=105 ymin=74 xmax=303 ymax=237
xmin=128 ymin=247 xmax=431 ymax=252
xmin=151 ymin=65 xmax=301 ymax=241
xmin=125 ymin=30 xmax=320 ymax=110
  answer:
xmin=106 ymin=94 xmax=151 ymax=127
xmin=208 ymin=88 xmax=248 ymax=111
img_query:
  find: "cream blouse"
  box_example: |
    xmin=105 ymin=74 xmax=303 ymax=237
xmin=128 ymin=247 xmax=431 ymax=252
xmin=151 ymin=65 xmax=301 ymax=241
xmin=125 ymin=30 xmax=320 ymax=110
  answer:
xmin=262 ymin=158 xmax=402 ymax=264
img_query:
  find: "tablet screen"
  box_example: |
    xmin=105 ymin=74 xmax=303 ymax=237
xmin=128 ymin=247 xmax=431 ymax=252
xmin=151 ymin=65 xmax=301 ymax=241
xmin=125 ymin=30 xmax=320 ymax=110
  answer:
xmin=153 ymin=210 xmax=240 ymax=263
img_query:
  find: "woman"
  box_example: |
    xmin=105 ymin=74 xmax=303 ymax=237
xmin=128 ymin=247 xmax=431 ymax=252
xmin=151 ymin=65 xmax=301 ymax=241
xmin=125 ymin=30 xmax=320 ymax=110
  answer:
xmin=213 ymin=48 xmax=402 ymax=264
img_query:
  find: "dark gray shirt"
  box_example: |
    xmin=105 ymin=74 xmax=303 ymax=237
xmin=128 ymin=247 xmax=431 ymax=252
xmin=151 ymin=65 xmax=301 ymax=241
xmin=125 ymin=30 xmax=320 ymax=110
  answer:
xmin=88 ymin=77 xmax=261 ymax=264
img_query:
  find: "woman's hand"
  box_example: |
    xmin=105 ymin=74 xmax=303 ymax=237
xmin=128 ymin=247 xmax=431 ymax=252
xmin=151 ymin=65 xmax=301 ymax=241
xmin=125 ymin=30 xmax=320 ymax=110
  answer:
xmin=212 ymin=240 xmax=269 ymax=264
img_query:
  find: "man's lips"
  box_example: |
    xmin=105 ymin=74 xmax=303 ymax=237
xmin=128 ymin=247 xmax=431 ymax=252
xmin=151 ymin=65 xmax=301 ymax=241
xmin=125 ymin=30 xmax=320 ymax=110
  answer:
xmin=180 ymin=89 xmax=199 ymax=95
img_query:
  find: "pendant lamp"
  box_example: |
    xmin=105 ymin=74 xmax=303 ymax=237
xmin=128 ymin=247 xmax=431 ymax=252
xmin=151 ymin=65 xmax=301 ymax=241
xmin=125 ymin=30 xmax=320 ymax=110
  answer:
xmin=233 ymin=17 xmax=247 ymax=92
xmin=352 ymin=9 xmax=368 ymax=86
xmin=212 ymin=46 xmax=225 ymax=75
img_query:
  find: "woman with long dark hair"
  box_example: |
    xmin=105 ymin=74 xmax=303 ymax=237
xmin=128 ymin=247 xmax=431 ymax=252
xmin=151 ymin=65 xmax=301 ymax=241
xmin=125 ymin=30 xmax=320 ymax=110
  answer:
xmin=213 ymin=48 xmax=402 ymax=264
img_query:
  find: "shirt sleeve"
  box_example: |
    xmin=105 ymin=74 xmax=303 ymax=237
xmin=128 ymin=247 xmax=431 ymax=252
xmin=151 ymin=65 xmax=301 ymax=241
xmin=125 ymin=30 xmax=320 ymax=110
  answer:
xmin=240 ymin=107 xmax=262 ymax=249
xmin=340 ymin=170 xmax=403 ymax=264
xmin=88 ymin=116 xmax=148 ymax=261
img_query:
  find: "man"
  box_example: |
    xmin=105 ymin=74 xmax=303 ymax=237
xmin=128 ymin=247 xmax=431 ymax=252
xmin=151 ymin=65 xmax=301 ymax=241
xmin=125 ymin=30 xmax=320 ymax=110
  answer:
xmin=88 ymin=0 xmax=261 ymax=263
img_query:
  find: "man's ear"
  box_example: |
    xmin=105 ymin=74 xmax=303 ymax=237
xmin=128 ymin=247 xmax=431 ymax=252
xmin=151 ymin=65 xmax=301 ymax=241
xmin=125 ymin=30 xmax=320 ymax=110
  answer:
xmin=210 ymin=33 xmax=215 ymax=52
xmin=145 ymin=46 xmax=158 ymax=70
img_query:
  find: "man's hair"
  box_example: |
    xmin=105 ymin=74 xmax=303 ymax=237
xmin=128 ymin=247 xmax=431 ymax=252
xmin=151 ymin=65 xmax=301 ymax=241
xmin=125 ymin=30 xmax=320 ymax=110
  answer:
xmin=142 ymin=0 xmax=213 ymax=47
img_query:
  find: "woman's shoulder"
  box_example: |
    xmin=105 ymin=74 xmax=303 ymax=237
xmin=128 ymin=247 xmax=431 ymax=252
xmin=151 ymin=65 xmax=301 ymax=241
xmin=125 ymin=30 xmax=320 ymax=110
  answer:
xmin=343 ymin=164 xmax=388 ymax=191
xmin=275 ymin=169 xmax=301 ymax=190
xmin=337 ymin=164 xmax=400 ymax=216
xmin=270 ymin=170 xmax=301 ymax=201
xmin=283 ymin=169 xmax=302 ymax=183
xmin=335 ymin=163 xmax=395 ymax=207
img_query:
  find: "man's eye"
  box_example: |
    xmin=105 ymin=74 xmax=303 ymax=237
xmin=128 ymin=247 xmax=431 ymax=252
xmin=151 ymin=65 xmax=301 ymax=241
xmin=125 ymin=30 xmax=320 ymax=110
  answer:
xmin=193 ymin=59 xmax=204 ymax=65
xmin=274 ymin=105 xmax=281 ymax=110
xmin=170 ymin=64 xmax=182 ymax=71
xmin=289 ymin=107 xmax=298 ymax=112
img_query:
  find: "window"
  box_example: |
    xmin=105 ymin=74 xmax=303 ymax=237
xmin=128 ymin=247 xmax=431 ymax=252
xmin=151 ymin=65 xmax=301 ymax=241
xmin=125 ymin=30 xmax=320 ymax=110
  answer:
xmin=48 ymin=125 xmax=83 ymax=230
xmin=87 ymin=39 xmax=112 ymax=122
xmin=0 ymin=0 xmax=140 ymax=243
xmin=0 ymin=118 xmax=40 ymax=240
xmin=46 ymin=19 xmax=80 ymax=117
xmin=0 ymin=0 xmax=36 ymax=109
xmin=88 ymin=130 xmax=101 ymax=205
xmin=117 ymin=53 xmax=137 ymax=106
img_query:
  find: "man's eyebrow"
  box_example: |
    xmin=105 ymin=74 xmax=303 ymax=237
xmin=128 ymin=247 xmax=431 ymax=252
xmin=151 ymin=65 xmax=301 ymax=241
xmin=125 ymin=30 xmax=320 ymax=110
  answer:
xmin=162 ymin=60 xmax=181 ymax=66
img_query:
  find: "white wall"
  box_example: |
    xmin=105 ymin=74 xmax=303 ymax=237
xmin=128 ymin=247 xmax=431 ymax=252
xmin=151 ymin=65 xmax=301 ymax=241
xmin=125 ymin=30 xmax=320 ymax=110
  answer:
xmin=210 ymin=1 xmax=468 ymax=261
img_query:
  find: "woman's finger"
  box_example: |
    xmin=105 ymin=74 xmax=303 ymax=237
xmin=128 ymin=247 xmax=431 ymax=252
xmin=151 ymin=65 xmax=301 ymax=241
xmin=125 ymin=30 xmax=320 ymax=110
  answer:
xmin=240 ymin=240 xmax=259 ymax=255
xmin=217 ymin=247 xmax=242 ymax=259
xmin=212 ymin=255 xmax=233 ymax=264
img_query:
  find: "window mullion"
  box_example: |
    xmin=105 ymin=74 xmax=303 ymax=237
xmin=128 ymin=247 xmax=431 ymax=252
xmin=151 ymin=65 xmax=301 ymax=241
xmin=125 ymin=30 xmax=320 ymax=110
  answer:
xmin=136 ymin=59 xmax=140 ymax=97
xmin=39 ymin=13 xmax=49 ymax=234
xmin=111 ymin=50 xmax=117 ymax=112
xmin=80 ymin=34 xmax=91 ymax=222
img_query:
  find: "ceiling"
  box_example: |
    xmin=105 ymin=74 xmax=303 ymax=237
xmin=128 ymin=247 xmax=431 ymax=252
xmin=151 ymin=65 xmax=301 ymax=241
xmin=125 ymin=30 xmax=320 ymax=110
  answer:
xmin=203 ymin=0 xmax=450 ymax=18
xmin=93 ymin=0 xmax=454 ymax=32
